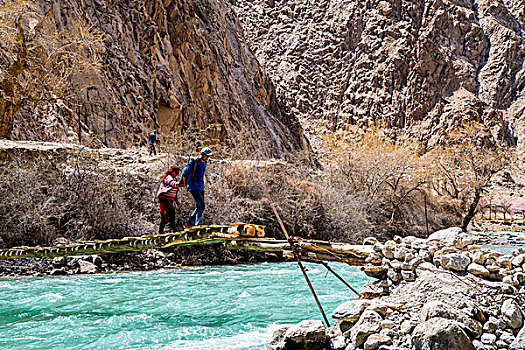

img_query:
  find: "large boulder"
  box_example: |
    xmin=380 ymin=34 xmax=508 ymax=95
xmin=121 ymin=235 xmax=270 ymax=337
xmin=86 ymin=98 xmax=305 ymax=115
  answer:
xmin=497 ymin=255 xmax=513 ymax=269
xmin=502 ymin=299 xmax=524 ymax=330
xmin=483 ymin=316 xmax=506 ymax=334
xmin=52 ymin=256 xmax=66 ymax=267
xmin=330 ymin=335 xmax=346 ymax=350
xmin=268 ymin=325 xmax=293 ymax=350
xmin=348 ymin=311 xmax=382 ymax=348
xmin=381 ymin=241 xmax=396 ymax=259
xmin=420 ymin=300 xmax=482 ymax=339
xmin=467 ymin=263 xmax=490 ymax=278
xmin=427 ymin=227 xmax=476 ymax=248
xmin=359 ymin=282 xmax=388 ymax=299
xmin=332 ymin=300 xmax=370 ymax=321
xmin=78 ymin=260 xmax=97 ymax=274
xmin=49 ymin=268 xmax=67 ymax=276
xmin=441 ymin=253 xmax=471 ymax=272
xmin=363 ymin=334 xmax=392 ymax=350
xmin=411 ymin=317 xmax=476 ymax=350
xmin=500 ymin=331 xmax=516 ymax=345
xmin=511 ymin=326 xmax=525 ymax=350
xmin=512 ymin=254 xmax=525 ymax=268
xmin=471 ymin=251 xmax=486 ymax=265
xmin=480 ymin=333 xmax=496 ymax=345
xmin=269 ymin=320 xmax=330 ymax=350
xmin=364 ymin=299 xmax=389 ymax=316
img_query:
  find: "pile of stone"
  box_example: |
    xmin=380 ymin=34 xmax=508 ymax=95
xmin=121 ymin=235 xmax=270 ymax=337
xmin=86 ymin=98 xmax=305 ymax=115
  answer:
xmin=361 ymin=227 xmax=525 ymax=296
xmin=269 ymin=228 xmax=525 ymax=350
xmin=324 ymin=292 xmax=525 ymax=350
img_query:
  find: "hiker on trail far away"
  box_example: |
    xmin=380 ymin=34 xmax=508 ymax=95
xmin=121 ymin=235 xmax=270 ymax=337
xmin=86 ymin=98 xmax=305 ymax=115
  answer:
xmin=180 ymin=147 xmax=213 ymax=228
xmin=156 ymin=165 xmax=183 ymax=234
xmin=148 ymin=131 xmax=159 ymax=156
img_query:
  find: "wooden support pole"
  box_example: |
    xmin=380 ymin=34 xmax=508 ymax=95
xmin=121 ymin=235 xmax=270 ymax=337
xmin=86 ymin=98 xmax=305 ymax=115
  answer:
xmin=254 ymin=168 xmax=331 ymax=328
xmin=320 ymin=261 xmax=361 ymax=297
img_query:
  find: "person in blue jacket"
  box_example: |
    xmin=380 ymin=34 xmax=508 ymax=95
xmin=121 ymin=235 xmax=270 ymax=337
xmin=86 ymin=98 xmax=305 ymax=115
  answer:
xmin=148 ymin=131 xmax=158 ymax=155
xmin=180 ymin=147 xmax=213 ymax=227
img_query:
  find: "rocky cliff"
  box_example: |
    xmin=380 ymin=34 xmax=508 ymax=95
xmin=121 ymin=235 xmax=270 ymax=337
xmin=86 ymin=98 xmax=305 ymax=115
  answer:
xmin=232 ymin=0 xmax=524 ymax=148
xmin=10 ymin=0 xmax=307 ymax=156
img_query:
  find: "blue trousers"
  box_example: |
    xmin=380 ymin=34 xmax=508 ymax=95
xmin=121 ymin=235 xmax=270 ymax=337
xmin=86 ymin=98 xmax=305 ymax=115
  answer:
xmin=187 ymin=190 xmax=205 ymax=226
xmin=149 ymin=142 xmax=156 ymax=155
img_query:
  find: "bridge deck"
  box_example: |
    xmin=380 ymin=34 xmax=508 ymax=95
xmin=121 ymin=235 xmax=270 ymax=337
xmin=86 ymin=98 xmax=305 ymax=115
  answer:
xmin=0 ymin=224 xmax=373 ymax=266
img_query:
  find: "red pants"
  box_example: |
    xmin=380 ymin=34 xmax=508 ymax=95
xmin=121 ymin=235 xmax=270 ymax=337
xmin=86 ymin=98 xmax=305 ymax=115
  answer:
xmin=158 ymin=197 xmax=175 ymax=234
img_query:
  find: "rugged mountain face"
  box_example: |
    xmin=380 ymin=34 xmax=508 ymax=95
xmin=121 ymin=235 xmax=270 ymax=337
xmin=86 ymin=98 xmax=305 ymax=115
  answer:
xmin=231 ymin=0 xmax=524 ymax=148
xmin=11 ymin=0 xmax=307 ymax=156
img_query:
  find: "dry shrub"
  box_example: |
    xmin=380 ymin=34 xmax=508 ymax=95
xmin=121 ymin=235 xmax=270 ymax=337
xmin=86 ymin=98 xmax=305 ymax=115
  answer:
xmin=262 ymin=173 xmax=327 ymax=239
xmin=317 ymin=127 xmax=460 ymax=241
xmin=198 ymin=160 xmax=327 ymax=239
xmin=219 ymin=161 xmax=263 ymax=200
xmin=173 ymin=130 xmax=460 ymax=243
xmin=0 ymin=152 xmax=154 ymax=248
xmin=1 ymin=0 xmax=103 ymax=139
xmin=1 ymin=127 xmax=466 ymax=250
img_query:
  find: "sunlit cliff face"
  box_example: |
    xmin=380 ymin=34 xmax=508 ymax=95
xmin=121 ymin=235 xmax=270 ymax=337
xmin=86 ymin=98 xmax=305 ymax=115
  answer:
xmin=11 ymin=0 xmax=307 ymax=157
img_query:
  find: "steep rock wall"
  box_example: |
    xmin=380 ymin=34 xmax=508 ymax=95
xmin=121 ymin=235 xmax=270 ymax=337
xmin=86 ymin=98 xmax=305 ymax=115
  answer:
xmin=11 ymin=0 xmax=307 ymax=156
xmin=232 ymin=0 xmax=524 ymax=148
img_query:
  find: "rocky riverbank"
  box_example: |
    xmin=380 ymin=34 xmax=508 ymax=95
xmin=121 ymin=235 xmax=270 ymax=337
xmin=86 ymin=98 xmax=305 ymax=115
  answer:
xmin=0 ymin=244 xmax=281 ymax=278
xmin=270 ymin=228 xmax=525 ymax=350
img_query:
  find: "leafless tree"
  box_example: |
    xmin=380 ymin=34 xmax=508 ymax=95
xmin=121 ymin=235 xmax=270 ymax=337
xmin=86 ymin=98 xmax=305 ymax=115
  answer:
xmin=427 ymin=125 xmax=514 ymax=231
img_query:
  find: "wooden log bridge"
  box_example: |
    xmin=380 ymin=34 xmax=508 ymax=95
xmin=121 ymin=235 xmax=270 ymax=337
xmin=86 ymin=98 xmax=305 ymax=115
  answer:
xmin=0 ymin=223 xmax=374 ymax=266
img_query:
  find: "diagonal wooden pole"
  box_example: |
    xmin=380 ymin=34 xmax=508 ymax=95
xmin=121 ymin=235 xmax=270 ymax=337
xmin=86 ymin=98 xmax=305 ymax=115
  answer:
xmin=254 ymin=168 xmax=330 ymax=328
xmin=320 ymin=261 xmax=361 ymax=297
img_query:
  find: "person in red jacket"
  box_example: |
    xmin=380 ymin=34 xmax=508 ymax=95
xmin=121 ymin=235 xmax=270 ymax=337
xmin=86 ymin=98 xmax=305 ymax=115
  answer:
xmin=156 ymin=165 xmax=183 ymax=234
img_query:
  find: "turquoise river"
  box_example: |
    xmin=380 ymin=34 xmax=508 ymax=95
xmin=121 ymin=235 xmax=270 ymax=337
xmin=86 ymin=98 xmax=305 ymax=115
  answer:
xmin=0 ymin=262 xmax=372 ymax=349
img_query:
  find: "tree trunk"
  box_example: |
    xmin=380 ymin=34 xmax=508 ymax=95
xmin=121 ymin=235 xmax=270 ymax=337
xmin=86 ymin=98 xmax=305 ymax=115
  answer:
xmin=0 ymin=97 xmax=16 ymax=139
xmin=461 ymin=188 xmax=481 ymax=232
xmin=0 ymin=18 xmax=29 ymax=139
xmin=389 ymin=207 xmax=396 ymax=225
